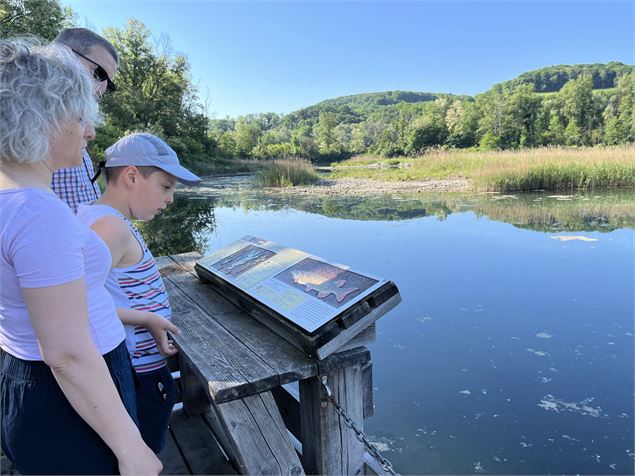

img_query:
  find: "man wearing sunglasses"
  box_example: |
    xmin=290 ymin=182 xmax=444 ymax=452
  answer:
xmin=51 ymin=28 xmax=119 ymax=213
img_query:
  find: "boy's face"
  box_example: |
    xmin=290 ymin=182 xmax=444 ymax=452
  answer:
xmin=131 ymin=169 xmax=177 ymax=221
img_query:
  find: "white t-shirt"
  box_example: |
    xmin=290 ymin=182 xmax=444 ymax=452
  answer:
xmin=0 ymin=188 xmax=125 ymax=360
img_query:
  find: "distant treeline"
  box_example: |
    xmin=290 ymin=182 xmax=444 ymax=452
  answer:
xmin=210 ymin=68 xmax=634 ymax=162
xmin=3 ymin=1 xmax=633 ymax=171
xmin=501 ymin=62 xmax=632 ymax=92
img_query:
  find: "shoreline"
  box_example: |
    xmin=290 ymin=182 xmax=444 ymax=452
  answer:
xmin=265 ymin=177 xmax=472 ymax=196
xmin=196 ymin=173 xmax=633 ymax=197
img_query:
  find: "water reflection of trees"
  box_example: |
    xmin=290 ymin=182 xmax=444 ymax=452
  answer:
xmin=136 ymin=195 xmax=216 ymax=256
xmin=208 ymin=188 xmax=635 ymax=232
xmin=215 ymin=191 xmax=454 ymax=222
xmin=471 ymin=193 xmax=635 ymax=232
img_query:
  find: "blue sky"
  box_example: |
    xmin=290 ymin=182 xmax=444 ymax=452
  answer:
xmin=64 ymin=1 xmax=634 ymax=118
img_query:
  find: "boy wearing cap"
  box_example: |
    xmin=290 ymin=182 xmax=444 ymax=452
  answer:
xmin=76 ymin=132 xmax=202 ymax=453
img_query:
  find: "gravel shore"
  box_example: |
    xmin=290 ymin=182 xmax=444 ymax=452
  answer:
xmin=268 ymin=177 xmax=471 ymax=196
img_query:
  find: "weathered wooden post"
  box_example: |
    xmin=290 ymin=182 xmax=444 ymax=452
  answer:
xmin=300 ymin=365 xmax=365 ymax=475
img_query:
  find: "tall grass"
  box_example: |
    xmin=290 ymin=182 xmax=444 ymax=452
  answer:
xmin=187 ymin=156 xmax=262 ymax=176
xmin=257 ymin=158 xmax=321 ymax=187
xmin=331 ymin=145 xmax=635 ymax=191
xmin=468 ymin=146 xmax=635 ymax=191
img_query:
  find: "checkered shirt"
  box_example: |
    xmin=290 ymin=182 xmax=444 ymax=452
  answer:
xmin=51 ymin=150 xmax=101 ymax=213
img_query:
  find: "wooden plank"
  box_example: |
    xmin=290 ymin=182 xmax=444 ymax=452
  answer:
xmin=315 ymin=294 xmax=401 ymax=360
xmin=245 ymin=392 xmax=305 ymax=476
xmin=362 ymin=361 xmax=374 ymax=419
xmin=334 ymin=323 xmax=376 ymax=354
xmin=168 ymin=271 xmax=317 ymax=385
xmin=155 ymin=255 xmax=179 ymax=273
xmin=156 ymin=255 xmax=196 ymax=278
xmin=318 ymin=347 xmax=370 ymax=375
xmin=169 ymin=410 xmax=236 ymax=475
xmin=299 ymin=365 xmax=365 ymax=476
xmin=164 ymin=277 xmax=279 ymax=402
xmin=208 ymin=393 xmax=304 ymax=475
xmin=170 ymin=252 xmax=202 ymax=272
xmin=159 ymin=429 xmax=190 ymax=475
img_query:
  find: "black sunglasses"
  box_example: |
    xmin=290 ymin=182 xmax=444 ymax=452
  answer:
xmin=71 ymin=48 xmax=117 ymax=92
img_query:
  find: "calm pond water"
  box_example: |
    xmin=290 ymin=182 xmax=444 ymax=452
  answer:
xmin=139 ymin=175 xmax=634 ymax=475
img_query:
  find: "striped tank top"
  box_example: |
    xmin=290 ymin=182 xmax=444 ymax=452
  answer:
xmin=77 ymin=204 xmax=171 ymax=373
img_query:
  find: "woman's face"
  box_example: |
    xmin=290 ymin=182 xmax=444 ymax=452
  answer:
xmin=48 ymin=118 xmax=95 ymax=169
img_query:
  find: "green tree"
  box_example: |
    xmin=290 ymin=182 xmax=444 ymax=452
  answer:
xmin=0 ymin=0 xmax=73 ymax=40
xmin=563 ymin=120 xmax=582 ymax=146
xmin=99 ymin=19 xmax=211 ymax=163
xmin=350 ymin=123 xmax=370 ymax=153
xmin=316 ymin=111 xmax=339 ymax=155
xmin=476 ymin=89 xmax=515 ymax=149
xmin=508 ymin=84 xmax=541 ymax=147
xmin=217 ymin=132 xmax=237 ymax=157
xmin=559 ymin=75 xmax=594 ymax=145
xmin=445 ymin=100 xmax=477 ymax=148
xmin=233 ymin=117 xmax=262 ymax=158
xmin=616 ymin=73 xmax=634 ymax=142
xmin=291 ymin=125 xmax=318 ymax=160
xmin=544 ymin=109 xmax=566 ymax=144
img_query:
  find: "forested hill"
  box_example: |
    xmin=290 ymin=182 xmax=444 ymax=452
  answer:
xmin=282 ymin=91 xmax=455 ymax=127
xmin=301 ymin=90 xmax=442 ymax=114
xmin=279 ymin=62 xmax=633 ymax=129
xmin=495 ymin=62 xmax=634 ymax=93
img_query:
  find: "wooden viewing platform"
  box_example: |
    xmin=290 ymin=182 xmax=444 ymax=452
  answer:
xmin=1 ymin=252 xmax=392 ymax=475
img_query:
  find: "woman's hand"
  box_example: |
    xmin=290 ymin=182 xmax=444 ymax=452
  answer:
xmin=117 ymin=441 xmax=163 ymax=476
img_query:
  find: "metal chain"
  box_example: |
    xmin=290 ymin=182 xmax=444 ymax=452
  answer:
xmin=320 ymin=375 xmax=400 ymax=476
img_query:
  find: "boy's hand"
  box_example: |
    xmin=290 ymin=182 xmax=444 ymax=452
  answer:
xmin=143 ymin=312 xmax=181 ymax=356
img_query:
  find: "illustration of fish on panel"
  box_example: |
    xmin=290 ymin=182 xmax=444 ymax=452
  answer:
xmin=291 ymin=271 xmax=360 ymax=303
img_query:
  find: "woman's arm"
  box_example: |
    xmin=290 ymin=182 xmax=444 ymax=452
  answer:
xmin=117 ymin=307 xmax=180 ymax=356
xmin=23 ymin=279 xmax=162 ymax=476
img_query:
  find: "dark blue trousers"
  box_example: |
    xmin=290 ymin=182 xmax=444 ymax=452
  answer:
xmin=0 ymin=341 xmax=138 ymax=475
xmin=136 ymin=365 xmax=179 ymax=454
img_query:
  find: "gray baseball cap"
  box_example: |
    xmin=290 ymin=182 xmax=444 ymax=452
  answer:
xmin=105 ymin=133 xmax=201 ymax=186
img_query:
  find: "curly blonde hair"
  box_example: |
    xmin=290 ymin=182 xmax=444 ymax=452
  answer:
xmin=0 ymin=37 xmax=100 ymax=164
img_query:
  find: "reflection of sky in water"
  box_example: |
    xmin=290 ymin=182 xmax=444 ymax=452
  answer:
xmin=180 ymin=182 xmax=634 ymax=475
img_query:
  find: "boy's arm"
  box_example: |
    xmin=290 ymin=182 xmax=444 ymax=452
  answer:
xmin=90 ymin=215 xmax=137 ymax=269
xmin=90 ymin=215 xmax=180 ymax=356
xmin=116 ymin=307 xmax=180 ymax=356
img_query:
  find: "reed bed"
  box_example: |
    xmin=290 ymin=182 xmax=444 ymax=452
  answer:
xmin=331 ymin=145 xmax=635 ymax=191
xmin=256 ymin=158 xmax=321 ymax=187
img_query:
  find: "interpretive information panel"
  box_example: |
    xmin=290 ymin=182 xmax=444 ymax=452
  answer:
xmin=196 ymin=235 xmax=387 ymax=333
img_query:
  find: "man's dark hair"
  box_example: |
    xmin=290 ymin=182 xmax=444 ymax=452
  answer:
xmin=54 ymin=28 xmax=118 ymax=65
